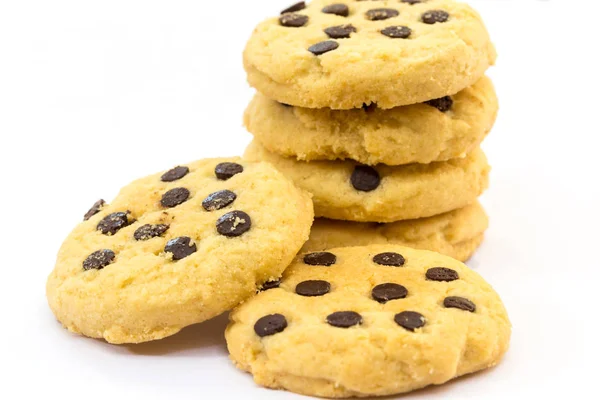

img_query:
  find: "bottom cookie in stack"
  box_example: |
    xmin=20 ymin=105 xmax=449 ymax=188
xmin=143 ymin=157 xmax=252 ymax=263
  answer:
xmin=226 ymin=245 xmax=511 ymax=398
xmin=302 ymin=202 xmax=488 ymax=262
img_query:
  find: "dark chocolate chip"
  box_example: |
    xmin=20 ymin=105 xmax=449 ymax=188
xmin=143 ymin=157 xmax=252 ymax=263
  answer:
xmin=351 ymin=165 xmax=380 ymax=192
xmin=373 ymin=252 xmax=406 ymax=267
xmin=296 ymin=280 xmax=331 ymax=297
xmin=161 ymin=187 xmax=190 ymax=208
xmin=279 ymin=13 xmax=309 ymax=27
xmin=426 ymin=267 xmax=459 ymax=282
xmin=254 ymin=314 xmax=288 ymax=337
xmin=134 ymin=224 xmax=169 ymax=241
xmin=402 ymin=0 xmax=422 ymax=4
xmin=326 ymin=311 xmax=363 ymax=328
xmin=260 ymin=279 xmax=281 ymax=291
xmin=381 ymin=25 xmax=412 ymax=39
xmin=303 ymin=252 xmax=337 ymax=266
xmin=322 ymin=4 xmax=349 ymax=17
xmin=372 ymin=283 xmax=408 ymax=303
xmin=84 ymin=199 xmax=105 ymax=221
xmin=366 ymin=8 xmax=399 ymax=21
xmin=216 ymin=210 xmax=252 ymax=237
xmin=281 ymin=1 xmax=306 ymax=14
xmin=164 ymin=236 xmax=197 ymax=260
xmin=422 ymin=10 xmax=449 ymax=24
xmin=362 ymin=103 xmax=377 ymax=112
xmin=161 ymin=166 xmax=189 ymax=182
xmin=97 ymin=212 xmax=131 ymax=235
xmin=215 ymin=162 xmax=244 ymax=180
xmin=394 ymin=311 xmax=426 ymax=331
xmin=324 ymin=24 xmax=357 ymax=39
xmin=425 ymin=96 xmax=453 ymax=112
xmin=202 ymin=190 xmax=237 ymax=212
xmin=444 ymin=296 xmax=476 ymax=312
xmin=83 ymin=249 xmax=116 ymax=271
xmin=308 ymin=40 xmax=339 ymax=55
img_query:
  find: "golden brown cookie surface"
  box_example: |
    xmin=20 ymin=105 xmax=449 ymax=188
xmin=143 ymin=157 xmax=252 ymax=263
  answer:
xmin=46 ymin=158 xmax=313 ymax=344
xmin=227 ymin=245 xmax=511 ymax=398
xmin=244 ymin=0 xmax=495 ymax=109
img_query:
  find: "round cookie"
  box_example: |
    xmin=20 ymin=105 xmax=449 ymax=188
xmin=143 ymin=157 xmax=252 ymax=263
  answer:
xmin=303 ymin=202 xmax=488 ymax=261
xmin=244 ymin=141 xmax=490 ymax=222
xmin=244 ymin=0 xmax=496 ymax=109
xmin=226 ymin=245 xmax=511 ymax=398
xmin=245 ymin=76 xmax=498 ymax=166
xmin=46 ymin=158 xmax=314 ymax=344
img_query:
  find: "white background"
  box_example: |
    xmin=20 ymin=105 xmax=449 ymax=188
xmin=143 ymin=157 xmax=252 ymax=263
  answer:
xmin=1 ymin=0 xmax=599 ymax=398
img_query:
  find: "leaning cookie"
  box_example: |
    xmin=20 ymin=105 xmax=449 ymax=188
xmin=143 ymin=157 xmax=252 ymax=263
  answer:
xmin=245 ymin=77 xmax=497 ymax=166
xmin=303 ymin=202 xmax=488 ymax=262
xmin=226 ymin=245 xmax=511 ymax=398
xmin=245 ymin=140 xmax=490 ymax=223
xmin=244 ymin=0 xmax=495 ymax=109
xmin=46 ymin=158 xmax=313 ymax=344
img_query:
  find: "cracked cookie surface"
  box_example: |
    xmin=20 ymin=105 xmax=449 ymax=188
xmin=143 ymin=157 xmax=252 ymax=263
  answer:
xmin=245 ymin=76 xmax=497 ymax=166
xmin=226 ymin=245 xmax=511 ymax=398
xmin=245 ymin=140 xmax=490 ymax=222
xmin=244 ymin=0 xmax=495 ymax=109
xmin=46 ymin=158 xmax=313 ymax=344
xmin=303 ymin=202 xmax=488 ymax=261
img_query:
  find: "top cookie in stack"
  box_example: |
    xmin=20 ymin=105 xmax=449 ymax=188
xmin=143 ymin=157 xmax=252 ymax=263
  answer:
xmin=243 ymin=0 xmax=497 ymax=261
xmin=244 ymin=0 xmax=495 ymax=110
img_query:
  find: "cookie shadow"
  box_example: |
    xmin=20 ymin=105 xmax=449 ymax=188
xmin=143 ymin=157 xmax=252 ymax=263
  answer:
xmin=124 ymin=312 xmax=229 ymax=356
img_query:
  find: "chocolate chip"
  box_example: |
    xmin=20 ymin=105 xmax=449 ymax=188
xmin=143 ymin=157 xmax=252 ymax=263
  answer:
xmin=426 ymin=267 xmax=459 ymax=282
xmin=216 ymin=210 xmax=252 ymax=237
xmin=326 ymin=311 xmax=362 ymax=328
xmin=362 ymin=103 xmax=377 ymax=112
xmin=161 ymin=166 xmax=189 ymax=182
xmin=281 ymin=1 xmax=306 ymax=14
xmin=84 ymin=199 xmax=105 ymax=221
xmin=352 ymin=165 xmax=381 ymax=191
xmin=83 ymin=249 xmax=115 ymax=271
xmin=381 ymin=25 xmax=412 ymax=39
xmin=279 ymin=13 xmax=309 ymax=27
xmin=322 ymin=4 xmax=349 ymax=17
xmin=425 ymin=96 xmax=453 ymax=112
xmin=402 ymin=0 xmax=422 ymax=4
xmin=215 ymin=162 xmax=244 ymax=180
xmin=303 ymin=252 xmax=337 ymax=266
xmin=296 ymin=280 xmax=331 ymax=297
xmin=254 ymin=314 xmax=288 ymax=337
xmin=372 ymin=283 xmax=408 ymax=303
xmin=97 ymin=212 xmax=131 ymax=235
xmin=373 ymin=252 xmax=405 ymax=267
xmin=422 ymin=10 xmax=449 ymax=24
xmin=134 ymin=224 xmax=169 ymax=241
xmin=164 ymin=237 xmax=197 ymax=260
xmin=394 ymin=311 xmax=426 ymax=331
xmin=366 ymin=8 xmax=399 ymax=21
xmin=324 ymin=24 xmax=357 ymax=39
xmin=161 ymin=187 xmax=190 ymax=208
xmin=260 ymin=279 xmax=281 ymax=291
xmin=444 ymin=296 xmax=476 ymax=312
xmin=308 ymin=40 xmax=339 ymax=55
xmin=202 ymin=190 xmax=237 ymax=212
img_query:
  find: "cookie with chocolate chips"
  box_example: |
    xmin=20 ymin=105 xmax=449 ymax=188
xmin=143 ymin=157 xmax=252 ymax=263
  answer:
xmin=226 ymin=245 xmax=511 ymax=398
xmin=302 ymin=202 xmax=489 ymax=262
xmin=244 ymin=77 xmax=498 ymax=166
xmin=46 ymin=158 xmax=313 ymax=344
xmin=244 ymin=0 xmax=496 ymax=109
xmin=244 ymin=140 xmax=490 ymax=223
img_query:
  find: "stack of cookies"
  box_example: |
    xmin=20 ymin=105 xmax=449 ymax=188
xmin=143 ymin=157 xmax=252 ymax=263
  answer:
xmin=243 ymin=0 xmax=498 ymax=262
xmin=46 ymin=1 xmax=511 ymax=399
